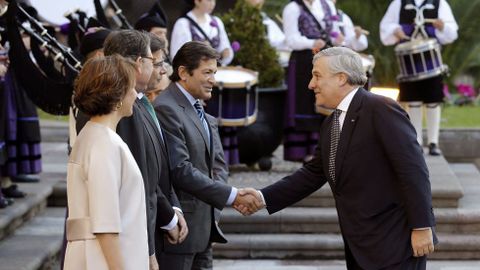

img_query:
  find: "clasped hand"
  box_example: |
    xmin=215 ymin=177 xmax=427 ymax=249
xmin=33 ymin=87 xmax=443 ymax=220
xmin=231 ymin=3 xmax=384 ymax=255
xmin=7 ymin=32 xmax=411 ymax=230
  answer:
xmin=232 ymin=188 xmax=264 ymax=216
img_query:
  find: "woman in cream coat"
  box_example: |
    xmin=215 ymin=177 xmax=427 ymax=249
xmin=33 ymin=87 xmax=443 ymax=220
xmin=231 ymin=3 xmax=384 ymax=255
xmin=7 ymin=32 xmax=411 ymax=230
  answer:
xmin=64 ymin=55 xmax=148 ymax=270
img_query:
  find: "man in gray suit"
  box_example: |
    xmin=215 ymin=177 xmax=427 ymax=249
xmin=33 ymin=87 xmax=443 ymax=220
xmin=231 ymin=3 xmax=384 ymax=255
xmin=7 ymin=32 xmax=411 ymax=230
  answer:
xmin=153 ymin=41 xmax=261 ymax=270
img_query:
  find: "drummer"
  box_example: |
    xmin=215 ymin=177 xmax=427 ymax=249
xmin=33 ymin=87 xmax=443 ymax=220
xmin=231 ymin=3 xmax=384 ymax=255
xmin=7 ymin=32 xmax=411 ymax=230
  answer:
xmin=331 ymin=0 xmax=368 ymax=52
xmin=170 ymin=0 xmax=234 ymax=66
xmin=380 ymin=0 xmax=458 ymax=155
xmin=282 ymin=0 xmax=341 ymax=163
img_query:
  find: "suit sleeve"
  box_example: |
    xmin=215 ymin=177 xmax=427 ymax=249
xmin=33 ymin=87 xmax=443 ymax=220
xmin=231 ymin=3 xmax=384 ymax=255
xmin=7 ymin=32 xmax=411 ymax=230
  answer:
xmin=261 ymin=140 xmax=328 ymax=214
xmin=116 ymin=113 xmax=175 ymax=255
xmin=208 ymin=116 xmax=230 ymax=221
xmin=155 ymin=104 xmax=232 ymax=210
xmin=373 ymin=98 xmax=435 ymax=229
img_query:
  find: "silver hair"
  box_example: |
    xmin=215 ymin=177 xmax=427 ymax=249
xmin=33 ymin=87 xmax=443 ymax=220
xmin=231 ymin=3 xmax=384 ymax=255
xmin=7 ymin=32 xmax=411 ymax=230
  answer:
xmin=312 ymin=47 xmax=368 ymax=86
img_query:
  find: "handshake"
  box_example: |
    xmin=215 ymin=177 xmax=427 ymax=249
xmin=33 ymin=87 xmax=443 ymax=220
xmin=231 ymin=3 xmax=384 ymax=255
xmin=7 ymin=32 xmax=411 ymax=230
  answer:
xmin=232 ymin=188 xmax=265 ymax=216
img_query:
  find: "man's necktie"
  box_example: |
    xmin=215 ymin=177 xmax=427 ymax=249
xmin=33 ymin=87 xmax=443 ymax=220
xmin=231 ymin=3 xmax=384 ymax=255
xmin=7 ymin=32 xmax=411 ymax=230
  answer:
xmin=328 ymin=109 xmax=342 ymax=185
xmin=193 ymin=100 xmax=210 ymax=142
xmin=140 ymin=95 xmax=164 ymax=141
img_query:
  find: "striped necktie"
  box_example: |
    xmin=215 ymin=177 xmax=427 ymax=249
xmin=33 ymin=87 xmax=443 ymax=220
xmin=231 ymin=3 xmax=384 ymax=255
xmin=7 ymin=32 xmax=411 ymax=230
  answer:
xmin=193 ymin=100 xmax=210 ymax=142
xmin=328 ymin=109 xmax=342 ymax=185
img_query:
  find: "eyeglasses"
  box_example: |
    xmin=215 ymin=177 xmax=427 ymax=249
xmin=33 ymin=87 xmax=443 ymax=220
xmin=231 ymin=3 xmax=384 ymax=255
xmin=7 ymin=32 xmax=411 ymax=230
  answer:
xmin=153 ymin=60 xmax=166 ymax=68
xmin=141 ymin=55 xmax=156 ymax=64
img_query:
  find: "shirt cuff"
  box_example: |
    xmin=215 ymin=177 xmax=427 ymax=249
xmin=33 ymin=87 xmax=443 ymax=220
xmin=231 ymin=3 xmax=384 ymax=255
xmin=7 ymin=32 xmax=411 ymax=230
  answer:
xmin=257 ymin=190 xmax=266 ymax=207
xmin=160 ymin=212 xmax=178 ymax=231
xmin=226 ymin=187 xmax=238 ymax=205
xmin=172 ymin=207 xmax=183 ymax=214
xmin=412 ymin=227 xmax=430 ymax=231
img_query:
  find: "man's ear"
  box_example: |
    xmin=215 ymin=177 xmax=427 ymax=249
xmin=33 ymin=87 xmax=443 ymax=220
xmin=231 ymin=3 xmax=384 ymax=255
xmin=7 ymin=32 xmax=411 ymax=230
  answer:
xmin=135 ymin=57 xmax=142 ymax=73
xmin=337 ymin=72 xmax=348 ymax=86
xmin=178 ymin=66 xmax=188 ymax=81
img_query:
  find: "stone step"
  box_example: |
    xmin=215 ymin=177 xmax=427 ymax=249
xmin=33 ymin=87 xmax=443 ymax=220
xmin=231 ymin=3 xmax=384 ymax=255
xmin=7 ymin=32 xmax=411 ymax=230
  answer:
xmin=214 ymin=259 xmax=480 ymax=270
xmin=220 ymin=207 xmax=480 ymax=234
xmin=0 ymin=182 xmax=52 ymax=241
xmin=213 ymin=233 xmax=480 ymax=260
xmin=229 ymin=154 xmax=464 ymax=208
xmin=39 ymin=119 xmax=68 ymax=143
xmin=0 ymin=207 xmax=65 ymax=270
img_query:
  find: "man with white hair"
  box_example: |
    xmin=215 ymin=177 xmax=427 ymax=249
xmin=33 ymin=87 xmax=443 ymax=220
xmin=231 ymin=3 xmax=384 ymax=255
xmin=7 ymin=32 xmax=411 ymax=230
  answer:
xmin=239 ymin=47 xmax=437 ymax=270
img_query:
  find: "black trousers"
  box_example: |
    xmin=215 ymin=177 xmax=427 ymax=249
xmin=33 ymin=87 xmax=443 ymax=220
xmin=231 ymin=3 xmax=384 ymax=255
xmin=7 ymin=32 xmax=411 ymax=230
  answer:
xmin=345 ymin=241 xmax=427 ymax=270
xmin=157 ymin=244 xmax=213 ymax=270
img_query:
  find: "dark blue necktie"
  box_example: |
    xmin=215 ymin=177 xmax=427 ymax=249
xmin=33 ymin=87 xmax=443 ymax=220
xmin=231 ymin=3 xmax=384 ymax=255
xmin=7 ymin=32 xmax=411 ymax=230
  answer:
xmin=193 ymin=100 xmax=210 ymax=142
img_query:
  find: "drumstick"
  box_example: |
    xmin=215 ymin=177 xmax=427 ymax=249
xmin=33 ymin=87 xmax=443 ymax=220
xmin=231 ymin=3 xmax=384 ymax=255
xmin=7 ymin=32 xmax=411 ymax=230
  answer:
xmin=423 ymin=18 xmax=454 ymax=23
xmin=360 ymin=29 xmax=370 ymax=35
xmin=275 ymin=14 xmax=283 ymax=25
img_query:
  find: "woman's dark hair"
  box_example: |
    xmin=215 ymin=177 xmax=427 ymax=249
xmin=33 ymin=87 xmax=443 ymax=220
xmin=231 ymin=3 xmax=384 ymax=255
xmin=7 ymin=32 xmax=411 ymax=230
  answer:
xmin=74 ymin=55 xmax=137 ymax=116
xmin=170 ymin=41 xmax=219 ymax=82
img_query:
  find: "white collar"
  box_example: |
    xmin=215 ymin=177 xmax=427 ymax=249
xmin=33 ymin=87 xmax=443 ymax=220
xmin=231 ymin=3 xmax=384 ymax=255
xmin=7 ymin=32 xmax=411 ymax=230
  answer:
xmin=137 ymin=92 xmax=144 ymax=100
xmin=337 ymin=87 xmax=359 ymax=113
xmin=176 ymin=82 xmax=199 ymax=107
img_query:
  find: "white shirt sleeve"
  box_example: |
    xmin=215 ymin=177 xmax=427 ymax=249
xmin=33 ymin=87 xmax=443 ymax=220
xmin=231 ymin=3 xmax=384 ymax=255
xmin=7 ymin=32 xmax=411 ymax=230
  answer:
xmin=283 ymin=2 xmax=316 ymax=51
xmin=380 ymin=0 xmax=402 ymax=46
xmin=435 ymin=0 xmax=458 ymax=45
xmin=170 ymin=18 xmax=193 ymax=60
xmin=341 ymin=12 xmax=368 ymax=52
xmin=214 ymin=16 xmax=234 ymax=66
xmin=264 ymin=16 xmax=289 ymax=51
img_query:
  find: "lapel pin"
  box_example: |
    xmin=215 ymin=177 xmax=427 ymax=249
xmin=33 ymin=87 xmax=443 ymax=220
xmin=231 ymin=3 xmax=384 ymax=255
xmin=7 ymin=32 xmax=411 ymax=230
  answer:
xmin=351 ymin=119 xmax=355 ymax=123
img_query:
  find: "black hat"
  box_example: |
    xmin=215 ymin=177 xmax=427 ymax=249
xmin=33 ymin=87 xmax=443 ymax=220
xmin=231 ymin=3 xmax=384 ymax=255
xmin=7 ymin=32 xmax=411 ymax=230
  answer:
xmin=79 ymin=28 xmax=111 ymax=57
xmin=135 ymin=2 xmax=168 ymax=31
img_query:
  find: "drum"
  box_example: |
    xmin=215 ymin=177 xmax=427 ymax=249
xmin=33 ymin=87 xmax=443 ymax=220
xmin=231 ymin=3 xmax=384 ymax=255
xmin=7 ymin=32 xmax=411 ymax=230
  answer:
xmin=394 ymin=38 xmax=448 ymax=82
xmin=205 ymin=67 xmax=258 ymax=127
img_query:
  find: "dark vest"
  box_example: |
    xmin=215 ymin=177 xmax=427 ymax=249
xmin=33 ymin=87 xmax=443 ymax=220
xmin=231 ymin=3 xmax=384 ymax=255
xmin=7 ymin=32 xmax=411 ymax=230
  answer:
xmin=399 ymin=0 xmax=439 ymax=38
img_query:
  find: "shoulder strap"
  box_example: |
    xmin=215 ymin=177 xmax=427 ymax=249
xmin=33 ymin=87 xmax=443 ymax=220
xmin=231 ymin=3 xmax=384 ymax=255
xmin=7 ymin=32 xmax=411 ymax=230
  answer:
xmin=183 ymin=15 xmax=214 ymax=47
xmin=295 ymin=1 xmax=333 ymax=46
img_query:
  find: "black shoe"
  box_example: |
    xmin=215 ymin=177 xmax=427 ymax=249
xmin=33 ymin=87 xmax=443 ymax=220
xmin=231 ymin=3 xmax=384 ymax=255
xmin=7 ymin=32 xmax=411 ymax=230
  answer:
xmin=11 ymin=174 xmax=40 ymax=183
xmin=1 ymin=184 xmax=26 ymax=198
xmin=428 ymin=143 xmax=441 ymax=156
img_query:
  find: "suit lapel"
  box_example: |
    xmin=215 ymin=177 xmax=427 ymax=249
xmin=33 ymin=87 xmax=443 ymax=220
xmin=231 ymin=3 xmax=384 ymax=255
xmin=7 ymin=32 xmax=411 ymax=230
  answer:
xmin=170 ymin=85 xmax=211 ymax=157
xmin=334 ymin=89 xmax=365 ymax=183
xmin=135 ymin=100 xmax=164 ymax=162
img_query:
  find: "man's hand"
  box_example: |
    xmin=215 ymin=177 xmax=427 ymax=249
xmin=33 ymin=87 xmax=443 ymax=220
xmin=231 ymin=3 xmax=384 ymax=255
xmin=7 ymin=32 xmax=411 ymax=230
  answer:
xmin=232 ymin=188 xmax=264 ymax=216
xmin=166 ymin=224 xmax=180 ymax=244
xmin=394 ymin=27 xmax=410 ymax=41
xmin=149 ymin=255 xmax=159 ymax=270
xmin=431 ymin=19 xmax=445 ymax=31
xmin=411 ymin=227 xmax=434 ymax=257
xmin=175 ymin=209 xmax=189 ymax=244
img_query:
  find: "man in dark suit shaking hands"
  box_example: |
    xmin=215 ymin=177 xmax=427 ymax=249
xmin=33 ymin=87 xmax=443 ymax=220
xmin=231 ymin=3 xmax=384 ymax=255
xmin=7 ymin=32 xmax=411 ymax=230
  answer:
xmin=240 ymin=47 xmax=437 ymax=270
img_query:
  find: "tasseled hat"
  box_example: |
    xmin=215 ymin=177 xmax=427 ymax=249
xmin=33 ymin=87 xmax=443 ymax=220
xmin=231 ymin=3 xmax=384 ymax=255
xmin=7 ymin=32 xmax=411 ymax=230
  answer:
xmin=135 ymin=2 xmax=168 ymax=31
xmin=79 ymin=27 xmax=111 ymax=57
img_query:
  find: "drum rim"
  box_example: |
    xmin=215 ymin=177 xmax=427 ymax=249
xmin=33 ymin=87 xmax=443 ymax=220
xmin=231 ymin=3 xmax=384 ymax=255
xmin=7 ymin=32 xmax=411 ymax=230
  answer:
xmin=395 ymin=38 xmax=440 ymax=53
xmin=215 ymin=66 xmax=259 ymax=89
xmin=397 ymin=65 xmax=448 ymax=82
xmin=217 ymin=112 xmax=258 ymax=127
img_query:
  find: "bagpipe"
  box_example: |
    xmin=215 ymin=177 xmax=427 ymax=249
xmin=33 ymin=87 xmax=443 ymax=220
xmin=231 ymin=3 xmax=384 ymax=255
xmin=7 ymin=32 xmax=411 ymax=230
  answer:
xmin=2 ymin=0 xmax=133 ymax=115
